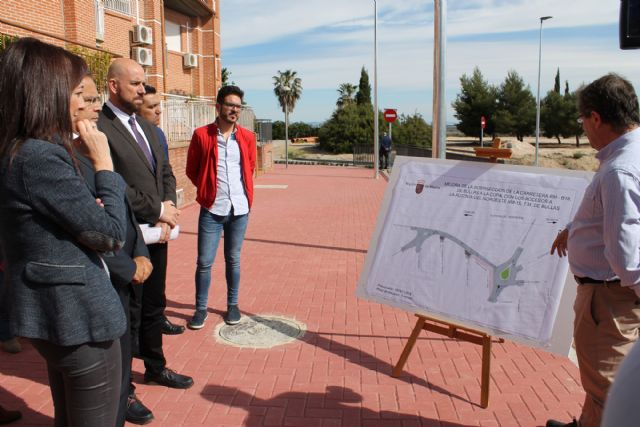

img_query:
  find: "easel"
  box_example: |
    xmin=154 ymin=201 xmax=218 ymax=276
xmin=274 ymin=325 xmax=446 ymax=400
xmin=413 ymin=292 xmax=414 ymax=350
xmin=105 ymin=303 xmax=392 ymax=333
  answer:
xmin=391 ymin=314 xmax=503 ymax=408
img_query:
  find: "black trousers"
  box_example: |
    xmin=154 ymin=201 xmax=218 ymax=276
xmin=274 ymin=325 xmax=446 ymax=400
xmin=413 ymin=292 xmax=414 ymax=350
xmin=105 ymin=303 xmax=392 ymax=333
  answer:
xmin=31 ymin=338 xmax=121 ymax=427
xmin=115 ymin=283 xmax=133 ymax=427
xmin=140 ymin=243 xmax=168 ymax=374
xmin=129 ymin=281 xmax=142 ymax=358
xmin=379 ymin=149 xmax=389 ymax=169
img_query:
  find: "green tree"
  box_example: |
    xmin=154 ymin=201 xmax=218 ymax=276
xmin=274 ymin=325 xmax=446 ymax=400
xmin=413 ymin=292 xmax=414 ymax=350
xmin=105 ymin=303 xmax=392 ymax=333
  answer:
xmin=554 ymin=68 xmax=561 ymax=93
xmin=289 ymin=122 xmax=318 ymax=138
xmin=452 ymin=67 xmax=498 ymax=138
xmin=336 ymin=83 xmax=357 ymax=109
xmin=493 ymin=70 xmax=536 ymax=141
xmin=272 ymin=121 xmax=318 ymax=140
xmin=541 ymin=90 xmax=578 ymax=144
xmin=563 ymin=90 xmax=584 ymax=147
xmin=355 ymin=67 xmax=372 ymax=106
xmin=221 ymin=67 xmax=235 ymax=87
xmin=272 ymin=120 xmax=285 ymax=140
xmin=392 ymin=113 xmax=432 ymax=147
xmin=541 ymin=77 xmax=584 ymax=146
xmin=318 ymin=104 xmax=374 ymax=153
xmin=541 ymin=91 xmax=565 ymax=143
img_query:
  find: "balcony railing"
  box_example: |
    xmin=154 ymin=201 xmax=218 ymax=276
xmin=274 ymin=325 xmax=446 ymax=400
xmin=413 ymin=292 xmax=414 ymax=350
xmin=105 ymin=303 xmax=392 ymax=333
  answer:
xmin=161 ymin=97 xmax=215 ymax=142
xmin=161 ymin=96 xmax=255 ymax=142
xmin=104 ymin=0 xmax=131 ymax=15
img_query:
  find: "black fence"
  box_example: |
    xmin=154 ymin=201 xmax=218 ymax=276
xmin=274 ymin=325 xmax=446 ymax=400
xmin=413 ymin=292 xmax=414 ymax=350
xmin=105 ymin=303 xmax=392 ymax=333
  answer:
xmin=353 ymin=144 xmax=495 ymax=167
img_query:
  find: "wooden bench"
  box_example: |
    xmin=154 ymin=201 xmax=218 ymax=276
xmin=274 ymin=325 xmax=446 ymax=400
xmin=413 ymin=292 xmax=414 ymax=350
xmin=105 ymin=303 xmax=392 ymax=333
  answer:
xmin=473 ymin=138 xmax=512 ymax=163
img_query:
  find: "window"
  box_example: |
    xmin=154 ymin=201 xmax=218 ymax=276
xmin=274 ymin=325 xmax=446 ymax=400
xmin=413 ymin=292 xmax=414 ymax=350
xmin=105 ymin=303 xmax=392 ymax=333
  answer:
xmin=165 ymin=20 xmax=181 ymax=52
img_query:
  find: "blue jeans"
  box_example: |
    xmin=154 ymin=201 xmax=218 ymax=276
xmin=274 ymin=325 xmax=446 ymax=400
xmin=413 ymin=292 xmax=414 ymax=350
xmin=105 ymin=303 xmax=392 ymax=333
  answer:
xmin=195 ymin=207 xmax=249 ymax=310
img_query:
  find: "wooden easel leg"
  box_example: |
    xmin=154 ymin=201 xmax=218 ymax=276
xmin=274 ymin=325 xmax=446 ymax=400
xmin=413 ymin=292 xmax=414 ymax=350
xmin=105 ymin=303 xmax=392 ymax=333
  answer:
xmin=392 ymin=316 xmax=426 ymax=377
xmin=480 ymin=335 xmax=492 ymax=408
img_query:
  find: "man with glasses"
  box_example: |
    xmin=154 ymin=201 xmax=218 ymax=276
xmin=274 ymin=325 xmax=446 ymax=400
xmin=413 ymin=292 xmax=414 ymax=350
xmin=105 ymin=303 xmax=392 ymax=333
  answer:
xmin=548 ymin=74 xmax=640 ymax=427
xmin=186 ymin=85 xmax=256 ymax=329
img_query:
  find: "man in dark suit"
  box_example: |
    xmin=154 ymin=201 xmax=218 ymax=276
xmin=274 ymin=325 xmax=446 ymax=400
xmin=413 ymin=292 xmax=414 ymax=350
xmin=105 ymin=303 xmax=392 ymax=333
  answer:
xmin=76 ymin=75 xmax=154 ymax=425
xmin=137 ymin=84 xmax=181 ymax=337
xmin=98 ymin=59 xmax=193 ymax=392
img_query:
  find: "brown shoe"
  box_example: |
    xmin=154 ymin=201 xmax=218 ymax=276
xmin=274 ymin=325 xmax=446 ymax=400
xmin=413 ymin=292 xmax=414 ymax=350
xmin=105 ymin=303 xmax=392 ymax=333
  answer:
xmin=1 ymin=338 xmax=21 ymax=354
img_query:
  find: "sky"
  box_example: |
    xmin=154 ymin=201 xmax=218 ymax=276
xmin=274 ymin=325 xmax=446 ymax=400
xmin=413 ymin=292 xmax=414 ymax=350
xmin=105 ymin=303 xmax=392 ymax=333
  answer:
xmin=220 ymin=0 xmax=640 ymax=125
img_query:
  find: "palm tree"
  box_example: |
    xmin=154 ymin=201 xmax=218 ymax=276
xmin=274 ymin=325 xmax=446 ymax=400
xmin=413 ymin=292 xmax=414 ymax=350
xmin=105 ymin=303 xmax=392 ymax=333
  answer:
xmin=336 ymin=83 xmax=357 ymax=109
xmin=273 ymin=70 xmax=302 ymax=167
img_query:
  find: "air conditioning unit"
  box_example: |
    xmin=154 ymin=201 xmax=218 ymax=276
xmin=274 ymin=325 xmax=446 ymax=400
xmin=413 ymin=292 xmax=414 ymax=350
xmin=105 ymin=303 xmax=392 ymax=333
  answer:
xmin=183 ymin=53 xmax=198 ymax=68
xmin=131 ymin=47 xmax=152 ymax=66
xmin=133 ymin=24 xmax=153 ymax=45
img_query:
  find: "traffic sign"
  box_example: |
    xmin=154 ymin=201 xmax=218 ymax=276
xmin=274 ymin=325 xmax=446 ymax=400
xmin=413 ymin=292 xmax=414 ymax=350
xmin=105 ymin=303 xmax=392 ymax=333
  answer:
xmin=384 ymin=109 xmax=398 ymax=123
xmin=481 ymin=116 xmax=486 ymax=129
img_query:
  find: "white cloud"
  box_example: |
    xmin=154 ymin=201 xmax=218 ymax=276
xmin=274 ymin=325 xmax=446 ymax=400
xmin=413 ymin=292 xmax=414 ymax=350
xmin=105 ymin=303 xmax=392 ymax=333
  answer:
xmin=221 ymin=0 xmax=636 ymax=122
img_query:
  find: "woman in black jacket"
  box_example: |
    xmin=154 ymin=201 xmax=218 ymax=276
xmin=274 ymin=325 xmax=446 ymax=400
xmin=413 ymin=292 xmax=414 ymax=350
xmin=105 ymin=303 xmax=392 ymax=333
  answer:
xmin=0 ymin=38 xmax=128 ymax=426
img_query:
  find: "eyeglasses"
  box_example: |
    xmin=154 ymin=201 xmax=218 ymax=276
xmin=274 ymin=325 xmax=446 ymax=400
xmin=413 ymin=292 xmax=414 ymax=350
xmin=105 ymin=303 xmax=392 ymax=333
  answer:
xmin=222 ymin=102 xmax=242 ymax=110
xmin=577 ymin=112 xmax=591 ymax=124
xmin=83 ymin=96 xmax=101 ymax=105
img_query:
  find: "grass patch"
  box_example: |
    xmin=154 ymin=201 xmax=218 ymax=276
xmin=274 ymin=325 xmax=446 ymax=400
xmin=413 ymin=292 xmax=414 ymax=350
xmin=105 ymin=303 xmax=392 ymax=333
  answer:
xmin=573 ymin=151 xmax=587 ymax=159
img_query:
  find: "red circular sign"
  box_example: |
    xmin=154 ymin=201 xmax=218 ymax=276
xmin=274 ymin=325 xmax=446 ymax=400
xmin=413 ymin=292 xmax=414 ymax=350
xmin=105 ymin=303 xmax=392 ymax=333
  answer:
xmin=384 ymin=109 xmax=398 ymax=123
xmin=481 ymin=116 xmax=486 ymax=129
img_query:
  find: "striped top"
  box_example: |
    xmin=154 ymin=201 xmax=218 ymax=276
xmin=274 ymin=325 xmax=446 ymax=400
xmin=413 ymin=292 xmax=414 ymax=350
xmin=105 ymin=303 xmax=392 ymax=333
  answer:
xmin=568 ymin=127 xmax=640 ymax=288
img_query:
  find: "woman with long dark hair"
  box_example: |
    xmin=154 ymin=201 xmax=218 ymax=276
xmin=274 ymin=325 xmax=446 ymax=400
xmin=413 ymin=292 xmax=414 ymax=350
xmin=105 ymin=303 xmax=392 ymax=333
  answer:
xmin=0 ymin=38 xmax=128 ymax=426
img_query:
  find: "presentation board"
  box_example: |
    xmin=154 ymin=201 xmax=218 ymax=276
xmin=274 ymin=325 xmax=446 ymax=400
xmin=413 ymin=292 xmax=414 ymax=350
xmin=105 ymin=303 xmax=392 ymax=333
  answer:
xmin=357 ymin=157 xmax=592 ymax=353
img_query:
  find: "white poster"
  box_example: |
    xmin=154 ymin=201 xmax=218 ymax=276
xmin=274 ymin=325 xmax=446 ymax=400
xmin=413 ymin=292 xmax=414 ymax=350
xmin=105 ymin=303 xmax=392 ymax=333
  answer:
xmin=357 ymin=157 xmax=592 ymax=352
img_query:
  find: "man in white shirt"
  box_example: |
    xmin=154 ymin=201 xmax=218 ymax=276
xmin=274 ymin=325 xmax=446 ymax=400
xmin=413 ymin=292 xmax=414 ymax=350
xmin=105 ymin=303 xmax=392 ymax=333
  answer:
xmin=186 ymin=86 xmax=256 ymax=329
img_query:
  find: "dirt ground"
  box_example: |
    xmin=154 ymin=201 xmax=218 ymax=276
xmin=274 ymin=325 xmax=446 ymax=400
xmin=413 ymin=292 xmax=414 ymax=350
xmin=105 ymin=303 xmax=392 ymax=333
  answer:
xmin=448 ymin=136 xmax=598 ymax=171
xmin=278 ymin=136 xmax=599 ymax=171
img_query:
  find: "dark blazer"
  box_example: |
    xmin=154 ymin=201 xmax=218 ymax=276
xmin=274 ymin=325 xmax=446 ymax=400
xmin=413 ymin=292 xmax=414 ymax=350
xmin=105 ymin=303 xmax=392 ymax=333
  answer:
xmin=98 ymin=104 xmax=176 ymax=224
xmin=75 ymin=151 xmax=149 ymax=288
xmin=0 ymin=139 xmax=128 ymax=346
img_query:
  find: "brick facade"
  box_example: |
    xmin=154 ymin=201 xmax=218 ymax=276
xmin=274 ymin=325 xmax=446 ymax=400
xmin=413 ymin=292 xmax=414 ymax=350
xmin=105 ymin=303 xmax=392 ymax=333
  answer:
xmin=0 ymin=0 xmax=220 ymax=97
xmin=0 ymin=0 xmax=221 ymax=206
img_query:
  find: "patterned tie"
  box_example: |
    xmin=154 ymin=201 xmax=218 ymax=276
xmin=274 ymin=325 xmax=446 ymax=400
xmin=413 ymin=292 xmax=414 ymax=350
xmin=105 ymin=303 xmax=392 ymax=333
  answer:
xmin=128 ymin=115 xmax=156 ymax=171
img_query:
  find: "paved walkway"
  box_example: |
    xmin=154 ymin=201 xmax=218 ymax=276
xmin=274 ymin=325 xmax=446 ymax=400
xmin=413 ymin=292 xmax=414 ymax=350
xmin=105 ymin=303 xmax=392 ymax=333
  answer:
xmin=0 ymin=164 xmax=583 ymax=426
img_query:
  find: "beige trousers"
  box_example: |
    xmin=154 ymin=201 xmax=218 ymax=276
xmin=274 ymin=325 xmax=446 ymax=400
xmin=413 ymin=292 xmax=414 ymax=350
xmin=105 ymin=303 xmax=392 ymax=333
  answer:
xmin=573 ymin=283 xmax=640 ymax=427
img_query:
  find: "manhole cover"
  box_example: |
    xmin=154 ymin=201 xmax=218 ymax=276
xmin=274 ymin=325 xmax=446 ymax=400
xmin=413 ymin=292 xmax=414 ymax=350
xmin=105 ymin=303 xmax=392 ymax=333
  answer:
xmin=216 ymin=315 xmax=306 ymax=348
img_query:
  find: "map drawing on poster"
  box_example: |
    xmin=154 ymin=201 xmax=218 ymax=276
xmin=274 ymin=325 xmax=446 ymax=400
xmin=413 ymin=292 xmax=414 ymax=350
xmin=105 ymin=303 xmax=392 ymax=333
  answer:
xmin=357 ymin=157 xmax=592 ymax=350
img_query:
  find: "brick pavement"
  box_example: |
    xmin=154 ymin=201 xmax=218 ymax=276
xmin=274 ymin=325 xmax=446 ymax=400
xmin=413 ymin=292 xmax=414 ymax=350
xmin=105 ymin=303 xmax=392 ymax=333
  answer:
xmin=0 ymin=164 xmax=584 ymax=426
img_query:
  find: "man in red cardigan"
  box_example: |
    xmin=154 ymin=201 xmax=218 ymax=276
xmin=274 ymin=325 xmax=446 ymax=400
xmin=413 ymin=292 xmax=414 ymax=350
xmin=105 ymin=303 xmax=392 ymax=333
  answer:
xmin=185 ymin=86 xmax=256 ymax=329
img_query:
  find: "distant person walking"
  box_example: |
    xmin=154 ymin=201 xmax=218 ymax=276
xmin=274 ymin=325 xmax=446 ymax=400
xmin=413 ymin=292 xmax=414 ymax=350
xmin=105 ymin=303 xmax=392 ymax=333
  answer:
xmin=379 ymin=132 xmax=391 ymax=169
xmin=548 ymin=73 xmax=640 ymax=427
xmin=186 ymin=85 xmax=256 ymax=329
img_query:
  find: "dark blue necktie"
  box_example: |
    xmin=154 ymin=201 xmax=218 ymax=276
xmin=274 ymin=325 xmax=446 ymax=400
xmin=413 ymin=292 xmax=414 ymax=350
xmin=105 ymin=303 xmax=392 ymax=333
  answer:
xmin=128 ymin=116 xmax=156 ymax=171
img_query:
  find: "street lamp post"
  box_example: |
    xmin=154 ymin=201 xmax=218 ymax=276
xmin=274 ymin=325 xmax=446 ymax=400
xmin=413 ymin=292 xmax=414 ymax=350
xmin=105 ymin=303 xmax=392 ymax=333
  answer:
xmin=282 ymin=85 xmax=291 ymax=168
xmin=373 ymin=0 xmax=379 ymax=178
xmin=432 ymin=0 xmax=447 ymax=159
xmin=535 ymin=15 xmax=552 ymax=167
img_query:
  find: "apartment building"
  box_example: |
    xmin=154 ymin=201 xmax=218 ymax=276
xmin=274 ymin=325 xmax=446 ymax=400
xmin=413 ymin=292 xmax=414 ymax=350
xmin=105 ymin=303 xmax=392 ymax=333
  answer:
xmin=0 ymin=0 xmax=224 ymax=206
xmin=0 ymin=0 xmax=221 ymax=100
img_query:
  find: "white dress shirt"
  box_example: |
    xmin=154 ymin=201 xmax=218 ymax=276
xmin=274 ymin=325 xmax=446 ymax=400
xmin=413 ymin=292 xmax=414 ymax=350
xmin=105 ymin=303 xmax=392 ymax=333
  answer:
xmin=209 ymin=127 xmax=249 ymax=216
